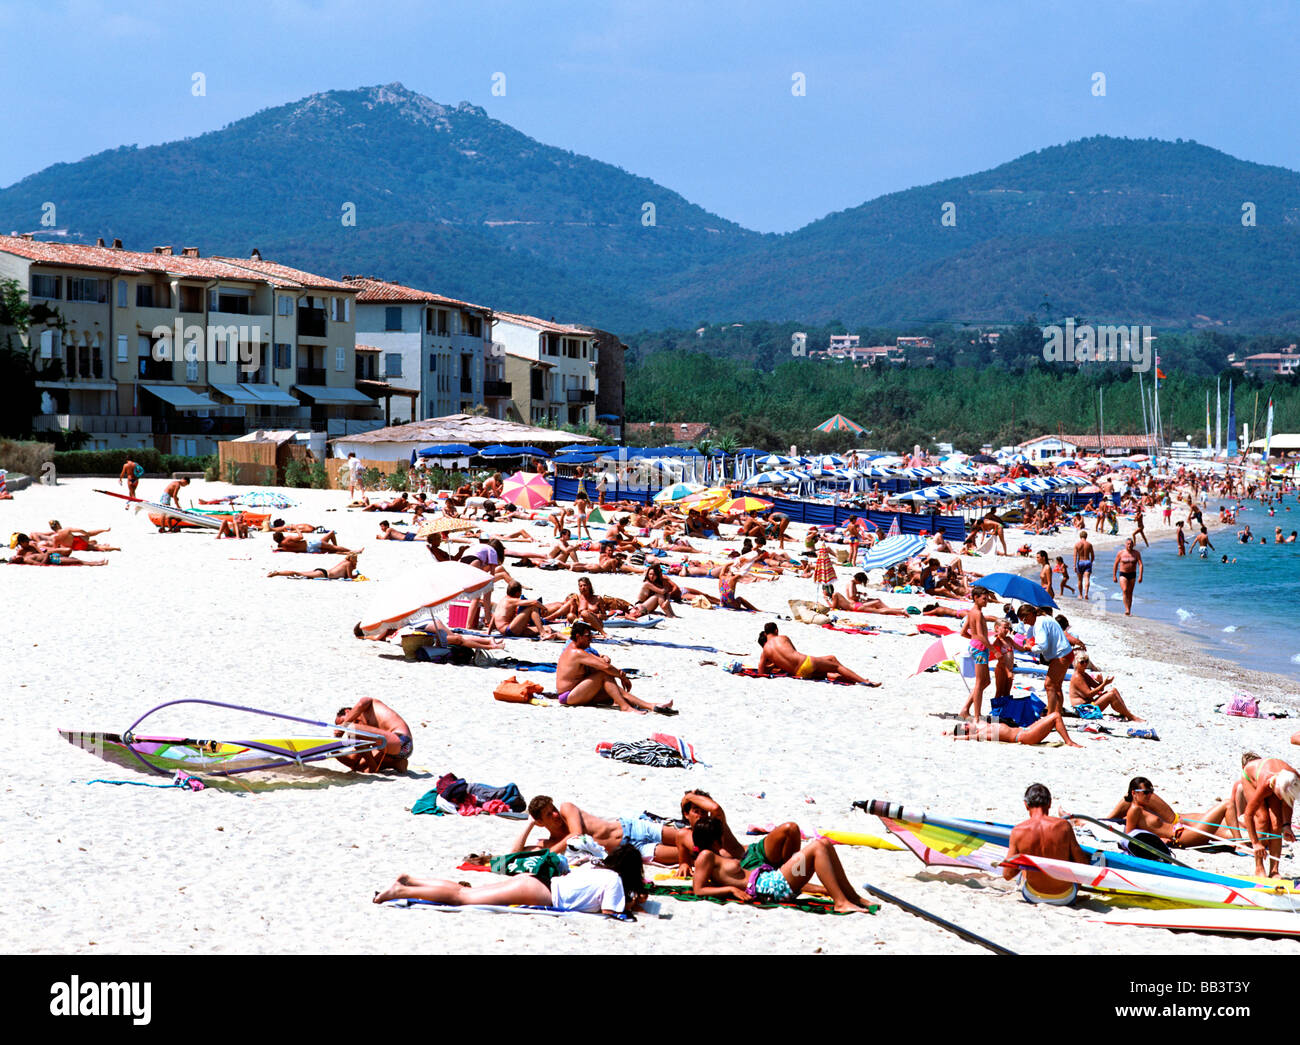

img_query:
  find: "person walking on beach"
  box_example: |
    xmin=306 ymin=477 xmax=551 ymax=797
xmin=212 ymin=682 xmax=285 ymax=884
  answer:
xmin=1112 ymin=537 xmax=1143 ymax=615
xmin=1001 ymin=783 xmax=1088 ymax=904
xmin=1132 ymin=507 xmax=1149 ymax=547
xmin=118 ymin=458 xmax=142 ymax=506
xmin=1072 ymin=530 xmax=1095 ymax=600
xmin=346 ymin=453 xmax=363 ymax=500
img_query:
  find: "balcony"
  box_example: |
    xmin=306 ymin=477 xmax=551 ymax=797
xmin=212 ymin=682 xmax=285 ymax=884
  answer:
xmin=154 ymin=415 xmax=246 ymax=436
xmin=298 ymin=310 xmax=327 ymax=338
xmin=460 ymin=378 xmax=474 ymax=394
xmin=32 ymin=413 xmax=152 ymax=435
xmin=296 ymin=367 xmax=327 ymax=385
xmin=483 ymin=379 xmax=512 ymax=398
xmin=566 ymin=388 xmax=595 ymax=404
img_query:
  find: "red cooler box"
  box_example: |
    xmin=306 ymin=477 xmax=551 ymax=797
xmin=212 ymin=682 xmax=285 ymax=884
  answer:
xmin=447 ymin=601 xmax=471 ymax=629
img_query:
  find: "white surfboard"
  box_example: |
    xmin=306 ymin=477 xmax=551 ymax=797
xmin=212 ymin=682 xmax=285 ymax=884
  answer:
xmin=1092 ymin=907 xmax=1300 ymax=937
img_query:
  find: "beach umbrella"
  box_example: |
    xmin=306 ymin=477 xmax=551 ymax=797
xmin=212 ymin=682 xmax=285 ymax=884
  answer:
xmin=478 ymin=444 xmax=548 ymax=458
xmin=233 ymin=491 xmax=297 ymax=509
xmin=913 ymin=634 xmax=971 ymax=676
xmin=815 ymin=413 xmax=865 ymax=434
xmin=971 ymin=453 xmax=998 ymax=464
xmin=357 ymin=561 xmax=496 ymax=640
xmin=677 ymin=487 xmax=730 ymax=510
xmin=975 ymin=572 xmax=1057 ymax=608
xmin=417 ymin=444 xmax=478 ymax=458
xmin=417 ymin=516 xmax=477 ymax=538
xmin=501 ymin=471 xmax=553 ymax=509
xmin=654 ymin=481 xmax=705 ymax=503
xmin=860 ymin=534 xmax=926 ymax=572
xmin=719 ymin=495 xmax=773 ymax=513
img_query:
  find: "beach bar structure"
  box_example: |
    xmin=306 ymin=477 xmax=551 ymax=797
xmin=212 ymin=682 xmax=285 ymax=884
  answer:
xmin=330 ymin=413 xmax=594 ymax=466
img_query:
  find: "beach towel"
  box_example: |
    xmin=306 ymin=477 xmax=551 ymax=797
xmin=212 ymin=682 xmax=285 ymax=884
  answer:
xmin=725 ymin=665 xmax=858 ymax=686
xmin=648 ymin=882 xmax=875 ymax=916
xmin=650 ymin=732 xmax=700 ymax=764
xmin=602 ymin=616 xmax=663 ymax=629
xmin=596 ymin=739 xmax=692 ymax=769
xmin=821 ymin=624 xmax=878 ymax=636
xmin=916 ymin=622 xmax=956 ymax=636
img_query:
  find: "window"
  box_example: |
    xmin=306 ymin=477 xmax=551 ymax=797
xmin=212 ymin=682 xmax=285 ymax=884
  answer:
xmin=215 ymin=292 xmax=251 ymax=315
xmin=385 ymin=307 xmax=402 ymax=331
xmin=186 ymin=359 xmax=199 ymax=382
xmin=385 ymin=353 xmax=402 ymax=378
xmin=31 ymin=274 xmax=60 ymax=299
xmin=335 ymin=346 xmax=346 ymax=371
xmin=138 ymin=334 xmax=152 ymax=357
xmin=331 ymin=297 xmax=350 ymax=322
xmin=67 ymin=278 xmax=107 ymax=303
xmin=273 ymin=343 xmax=292 ymax=369
xmin=117 ymin=334 xmax=128 ymax=363
xmin=116 ymin=280 xmax=128 ymax=307
xmin=428 ymin=354 xmax=436 ymax=372
xmin=38 ymin=329 xmax=57 ymax=357
xmin=137 ymin=284 xmax=156 ymax=308
xmin=178 ymin=285 xmax=202 ymax=313
xmin=278 ymin=295 xmax=294 ymax=316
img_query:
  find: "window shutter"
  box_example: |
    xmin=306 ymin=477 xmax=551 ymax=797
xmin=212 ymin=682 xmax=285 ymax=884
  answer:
xmin=117 ymin=334 xmax=128 ymax=362
xmin=335 ymin=346 xmax=345 ymax=371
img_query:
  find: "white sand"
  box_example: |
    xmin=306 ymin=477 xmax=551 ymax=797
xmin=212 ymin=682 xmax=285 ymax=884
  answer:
xmin=2 ymin=477 xmax=1295 ymax=954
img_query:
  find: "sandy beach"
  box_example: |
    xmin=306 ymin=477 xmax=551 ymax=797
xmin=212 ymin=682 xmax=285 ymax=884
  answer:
xmin=4 ymin=478 xmax=1296 ymax=955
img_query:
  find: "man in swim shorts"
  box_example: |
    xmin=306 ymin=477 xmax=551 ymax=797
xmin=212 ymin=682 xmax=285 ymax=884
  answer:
xmin=334 ymin=697 xmax=412 ymax=772
xmin=159 ymin=476 xmax=189 ymax=509
xmin=377 ymin=520 xmax=418 ymax=541
xmin=1072 ymin=530 xmax=1095 ymax=600
xmin=513 ymin=795 xmax=680 ymax=863
xmin=554 ymin=621 xmax=672 ymax=713
xmin=756 ymin=622 xmax=878 ymax=685
xmin=1002 ymin=783 xmax=1088 ymax=904
xmin=118 ymin=459 xmax=142 ymax=503
xmin=272 ymin=531 xmax=361 ymax=555
xmin=1239 ymin=758 xmax=1300 ymax=877
xmin=688 ymin=816 xmax=874 ymax=913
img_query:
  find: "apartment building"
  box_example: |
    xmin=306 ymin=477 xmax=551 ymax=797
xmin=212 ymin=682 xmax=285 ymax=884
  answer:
xmin=580 ymin=326 xmax=626 ymax=441
xmin=494 ymin=312 xmax=597 ymax=427
xmin=1233 ymin=344 xmax=1300 ymax=377
xmin=0 ymin=235 xmax=376 ymax=452
xmin=345 ymin=277 xmax=504 ymax=421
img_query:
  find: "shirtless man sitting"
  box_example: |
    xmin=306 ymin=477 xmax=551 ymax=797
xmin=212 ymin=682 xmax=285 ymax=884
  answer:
xmin=1068 ymin=653 xmax=1142 ymax=721
xmin=268 ymin=553 xmax=361 ymax=580
xmin=492 ymin=581 xmax=558 ymax=640
xmin=334 ymin=697 xmax=412 ymax=773
xmin=272 ymin=531 xmax=361 ymax=555
xmin=1001 ymin=782 xmax=1088 ymax=904
xmin=951 ymin=712 xmax=1081 ymax=748
xmin=513 ymin=793 xmax=679 ymax=864
xmin=688 ymin=815 xmax=874 ymax=913
xmin=555 ymin=621 xmax=672 ymax=713
xmin=756 ymin=622 xmax=878 ymax=686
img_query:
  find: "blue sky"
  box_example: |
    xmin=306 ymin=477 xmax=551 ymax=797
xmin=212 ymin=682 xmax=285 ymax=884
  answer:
xmin=1 ymin=0 xmax=1296 ymax=233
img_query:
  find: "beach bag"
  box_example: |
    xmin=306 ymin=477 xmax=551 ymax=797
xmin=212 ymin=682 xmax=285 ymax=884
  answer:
xmin=990 ymin=693 xmax=1045 ymax=728
xmin=493 ymin=676 xmax=543 ymax=703
xmin=690 ymin=595 xmax=713 ymax=610
xmin=1225 ymin=694 xmax=1260 ymax=718
xmin=490 ymin=848 xmax=567 ymax=885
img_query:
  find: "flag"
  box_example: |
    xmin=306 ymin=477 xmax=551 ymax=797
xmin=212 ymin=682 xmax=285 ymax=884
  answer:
xmin=887 ymin=514 xmax=901 ymax=538
xmin=1227 ymin=382 xmax=1238 ymax=457
xmin=1265 ymin=398 xmax=1275 ymax=461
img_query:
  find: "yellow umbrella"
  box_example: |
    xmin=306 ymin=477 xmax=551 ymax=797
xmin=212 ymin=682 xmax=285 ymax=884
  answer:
xmin=719 ymin=496 xmax=773 ymax=513
xmin=676 ymin=487 xmax=731 ymax=511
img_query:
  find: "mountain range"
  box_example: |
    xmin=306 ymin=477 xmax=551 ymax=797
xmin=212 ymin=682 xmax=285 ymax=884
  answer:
xmin=3 ymin=83 xmax=1298 ymax=333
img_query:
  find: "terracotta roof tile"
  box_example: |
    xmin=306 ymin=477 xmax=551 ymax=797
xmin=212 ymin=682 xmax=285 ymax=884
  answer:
xmin=343 ymin=277 xmax=490 ymax=312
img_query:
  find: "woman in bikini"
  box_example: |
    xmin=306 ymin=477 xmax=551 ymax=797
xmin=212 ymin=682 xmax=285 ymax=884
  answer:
xmin=951 ymin=711 xmax=1081 ymax=747
xmin=1107 ymin=776 xmax=1240 ymax=851
xmin=824 ymin=572 xmax=910 ymax=616
xmin=268 ymin=553 xmax=361 ymax=580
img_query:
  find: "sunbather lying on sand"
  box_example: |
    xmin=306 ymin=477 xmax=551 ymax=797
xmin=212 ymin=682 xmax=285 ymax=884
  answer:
xmin=951 ymin=711 xmax=1081 ymax=747
xmin=7 ymin=533 xmax=106 ymax=565
xmin=515 ymin=794 xmax=679 ymax=862
xmin=675 ymin=791 xmax=803 ymax=879
xmin=268 ymin=553 xmax=360 ymax=580
xmin=30 ymin=522 xmax=120 ymax=552
xmin=688 ymin=815 xmax=874 ymax=913
xmin=756 ymin=622 xmax=879 ymax=686
xmin=272 ymin=532 xmax=360 ymax=555
xmin=373 ymin=844 xmax=647 ymax=914
xmin=824 ymin=572 xmax=910 ymax=616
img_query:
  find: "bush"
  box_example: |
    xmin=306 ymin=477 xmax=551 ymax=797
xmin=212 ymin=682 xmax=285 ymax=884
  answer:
xmin=309 ymin=461 xmax=328 ymax=489
xmin=284 ymin=458 xmax=312 ymax=488
xmin=0 ymin=438 xmax=55 ymax=477
xmin=222 ymin=460 xmax=240 ymax=485
xmin=360 ymin=466 xmax=382 ymax=490
xmin=388 ymin=464 xmax=409 ymax=492
xmin=160 ymin=453 xmax=216 ymax=474
xmin=53 ymin=447 xmax=161 ymax=475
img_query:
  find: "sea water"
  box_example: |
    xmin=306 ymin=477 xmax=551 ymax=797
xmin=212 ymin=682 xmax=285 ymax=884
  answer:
xmin=1083 ymin=498 xmax=1300 ymax=682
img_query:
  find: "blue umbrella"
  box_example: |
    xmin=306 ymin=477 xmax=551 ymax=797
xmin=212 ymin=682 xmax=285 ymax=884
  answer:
xmin=417 ymin=443 xmax=477 ymax=457
xmin=478 ymin=444 xmax=548 ymax=458
xmin=860 ymin=534 xmax=926 ymax=571
xmin=975 ymin=572 xmax=1057 ymax=608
